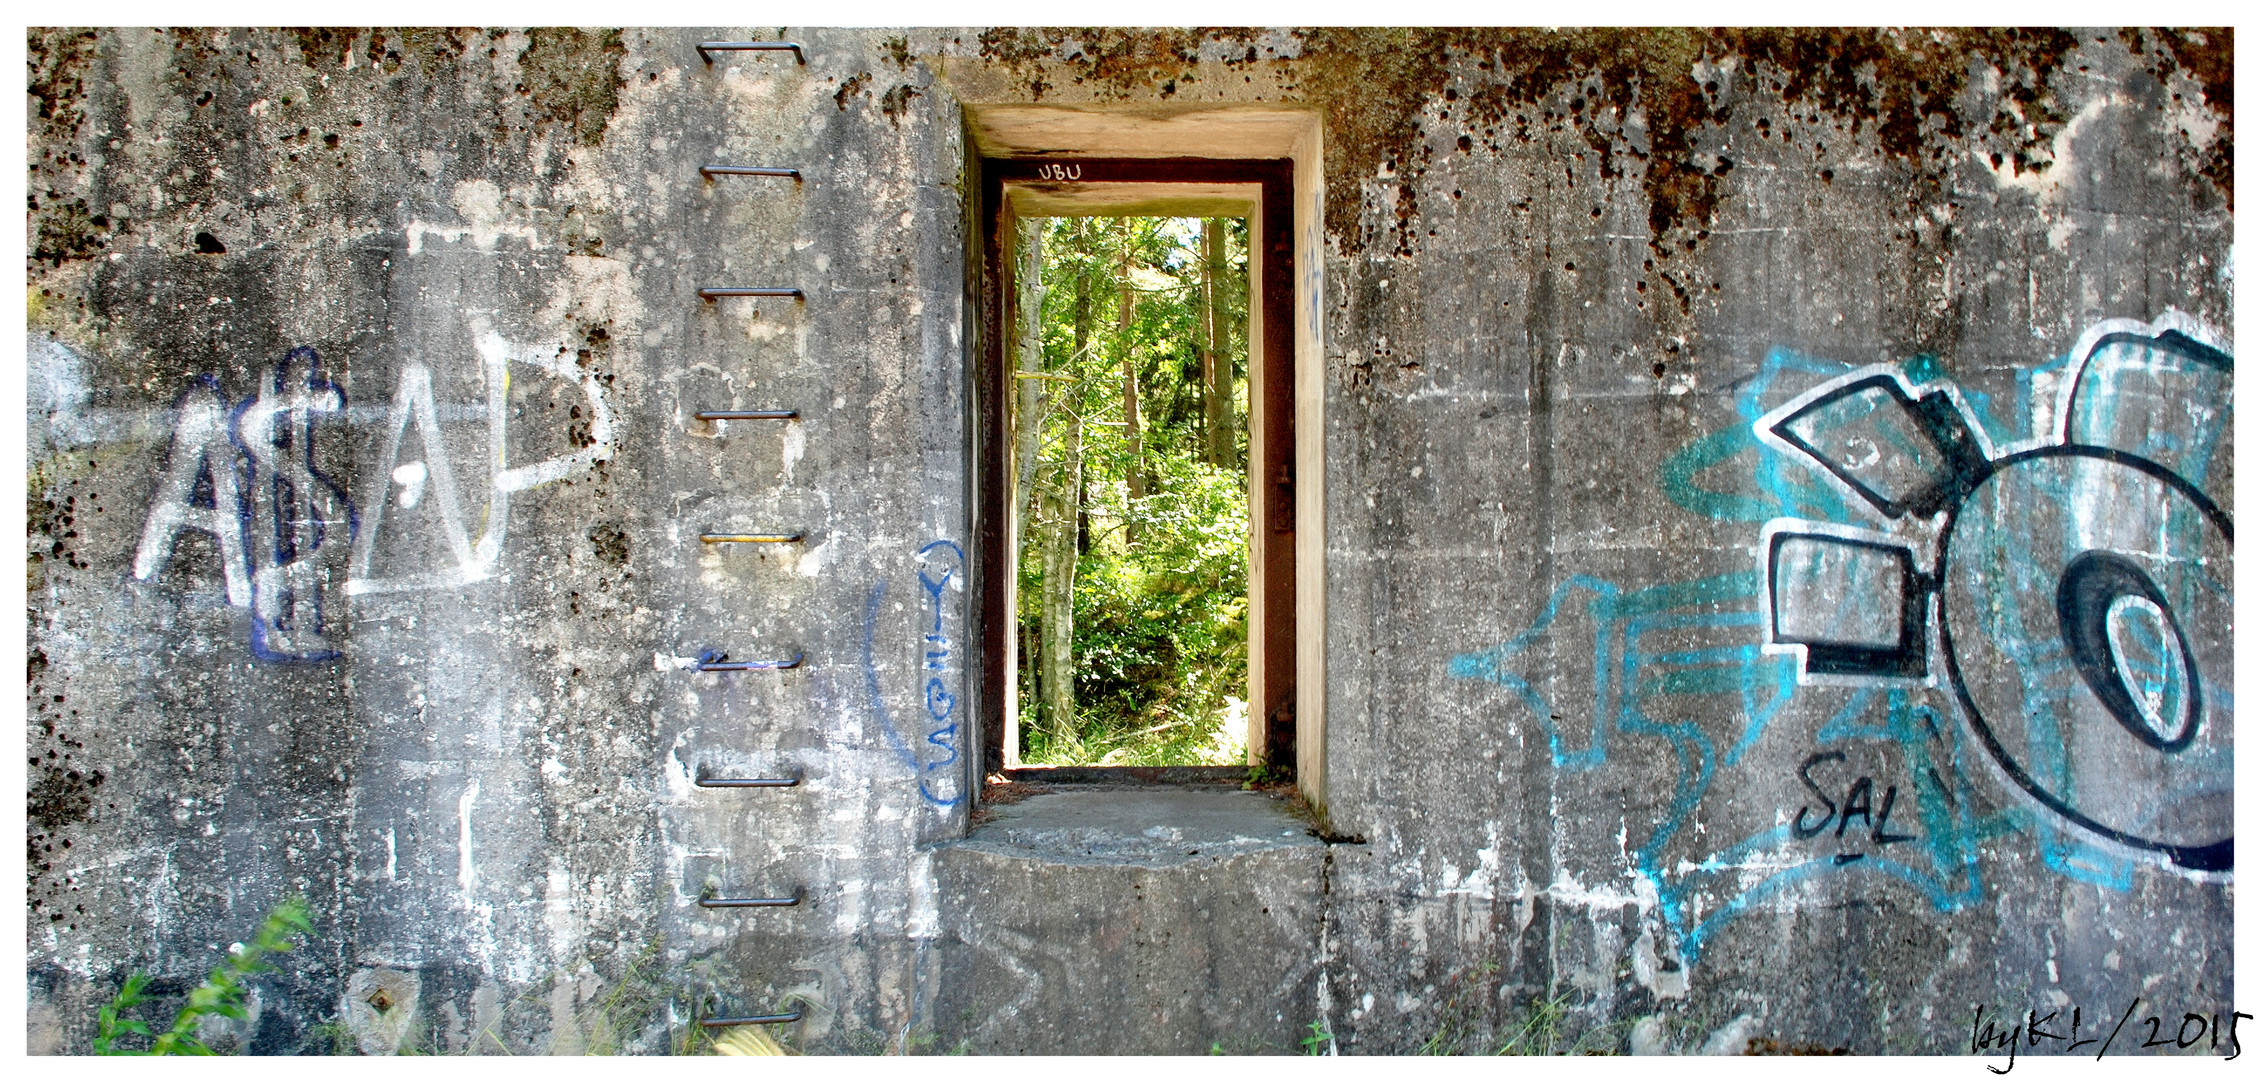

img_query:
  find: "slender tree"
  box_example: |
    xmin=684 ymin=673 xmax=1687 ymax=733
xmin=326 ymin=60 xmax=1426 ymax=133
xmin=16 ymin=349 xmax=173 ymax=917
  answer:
xmin=1012 ymin=219 xmax=1047 ymax=570
xmin=1012 ymin=218 xmax=1049 ymax=722
xmin=1036 ymin=220 xmax=1091 ymax=735
xmin=1118 ymin=219 xmax=1144 ymax=544
xmin=1200 ymin=219 xmax=1232 ymax=464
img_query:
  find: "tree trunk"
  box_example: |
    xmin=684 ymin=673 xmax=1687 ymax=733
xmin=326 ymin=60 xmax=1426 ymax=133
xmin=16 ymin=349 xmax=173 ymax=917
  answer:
xmin=1012 ymin=220 xmax=1046 ymax=564
xmin=1118 ymin=222 xmax=1142 ymax=544
xmin=1038 ymin=424 xmax=1078 ymax=735
xmin=1202 ymin=219 xmax=1231 ymax=465
xmin=1038 ymin=231 xmax=1091 ymax=736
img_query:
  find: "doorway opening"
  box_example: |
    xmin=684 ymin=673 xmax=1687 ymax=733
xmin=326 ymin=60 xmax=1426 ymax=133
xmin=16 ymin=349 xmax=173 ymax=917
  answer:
xmin=975 ymin=154 xmax=1308 ymax=788
xmin=1009 ymin=214 xmax=1251 ymax=768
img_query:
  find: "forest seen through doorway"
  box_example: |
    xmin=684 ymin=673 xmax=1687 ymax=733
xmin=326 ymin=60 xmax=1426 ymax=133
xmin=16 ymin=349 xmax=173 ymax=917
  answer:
xmin=1012 ymin=215 xmax=1250 ymax=767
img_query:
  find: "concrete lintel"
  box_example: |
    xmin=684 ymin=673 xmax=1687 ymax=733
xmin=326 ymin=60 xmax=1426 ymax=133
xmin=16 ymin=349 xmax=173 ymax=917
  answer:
xmin=1005 ymin=180 xmax=1259 ymax=218
xmin=966 ymin=103 xmax=1321 ymax=160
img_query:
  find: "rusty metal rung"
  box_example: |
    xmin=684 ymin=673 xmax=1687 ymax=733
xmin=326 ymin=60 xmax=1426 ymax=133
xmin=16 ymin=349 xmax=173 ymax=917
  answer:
xmin=701 ymin=533 xmax=803 ymax=544
xmin=695 ymin=409 xmax=797 ymax=421
xmin=698 ymin=287 xmax=803 ymax=302
xmin=695 ymin=775 xmax=802 ymax=788
xmin=695 ymin=652 xmax=804 ymax=672
xmin=697 ymin=41 xmax=805 ymax=65
xmin=700 ymin=165 xmax=802 ymax=180
xmin=699 ymin=894 xmax=801 ymax=908
xmin=700 ymin=1012 xmax=803 ymax=1028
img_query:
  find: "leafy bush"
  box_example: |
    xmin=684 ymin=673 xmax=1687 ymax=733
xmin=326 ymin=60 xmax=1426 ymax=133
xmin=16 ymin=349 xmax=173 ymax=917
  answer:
xmin=1016 ymin=216 xmax=1254 ymax=767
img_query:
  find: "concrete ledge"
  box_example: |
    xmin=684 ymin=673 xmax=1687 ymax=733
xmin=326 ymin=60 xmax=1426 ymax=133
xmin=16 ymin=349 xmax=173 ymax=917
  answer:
xmin=999 ymin=764 xmax=1248 ymax=785
xmin=952 ymin=787 xmax=1321 ymax=867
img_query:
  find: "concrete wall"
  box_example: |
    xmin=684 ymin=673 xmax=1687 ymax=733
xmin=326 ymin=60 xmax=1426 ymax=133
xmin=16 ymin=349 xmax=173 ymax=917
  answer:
xmin=26 ymin=27 xmax=2233 ymax=1055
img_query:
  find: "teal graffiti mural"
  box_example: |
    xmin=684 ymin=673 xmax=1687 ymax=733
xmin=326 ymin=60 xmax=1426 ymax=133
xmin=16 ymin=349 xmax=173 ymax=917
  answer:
xmin=1451 ymin=312 xmax=2231 ymax=967
xmin=1757 ymin=316 xmax=2231 ymax=874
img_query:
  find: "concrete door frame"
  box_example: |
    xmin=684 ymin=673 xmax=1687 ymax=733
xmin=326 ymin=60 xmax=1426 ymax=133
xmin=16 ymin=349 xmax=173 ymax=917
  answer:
xmin=964 ymin=106 xmax=1328 ymax=808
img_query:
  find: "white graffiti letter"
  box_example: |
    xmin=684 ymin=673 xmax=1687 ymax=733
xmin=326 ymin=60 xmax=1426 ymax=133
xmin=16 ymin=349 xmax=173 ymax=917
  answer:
xmin=345 ymin=329 xmax=615 ymax=596
xmin=133 ymin=378 xmax=251 ymax=605
xmin=345 ymin=363 xmax=477 ymax=595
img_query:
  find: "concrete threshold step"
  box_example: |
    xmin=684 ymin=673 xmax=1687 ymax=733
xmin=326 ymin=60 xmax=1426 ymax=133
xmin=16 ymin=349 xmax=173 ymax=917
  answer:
xmin=928 ymin=787 xmax=1327 ymax=1052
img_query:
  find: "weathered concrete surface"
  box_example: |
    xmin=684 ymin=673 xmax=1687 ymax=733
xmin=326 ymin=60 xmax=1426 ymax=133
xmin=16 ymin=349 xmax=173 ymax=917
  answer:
xmin=930 ymin=787 xmax=1327 ymax=1053
xmin=29 ymin=26 xmax=974 ymax=1055
xmin=27 ymin=27 xmax=2233 ymax=1056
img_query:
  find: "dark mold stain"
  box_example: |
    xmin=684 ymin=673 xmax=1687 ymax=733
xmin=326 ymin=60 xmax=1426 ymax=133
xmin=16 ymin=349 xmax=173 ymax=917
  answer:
xmin=969 ymin=28 xmax=2157 ymax=259
xmin=28 ymin=762 xmax=104 ymax=833
xmin=27 ymin=724 xmax=103 ymax=894
xmin=286 ymin=28 xmax=627 ymax=146
xmin=836 ymin=71 xmax=872 ymax=111
xmin=518 ymin=29 xmax=627 ymax=147
xmin=976 ymin=27 xmax=1206 ymax=101
xmin=2128 ymin=27 xmax=2233 ymax=209
xmin=27 ymin=28 xmax=102 ymax=267
xmin=1295 ymin=28 xmax=2091 ymax=258
xmin=881 ymin=82 xmax=923 ymax=124
xmin=32 ymin=198 xmax=111 ymax=266
xmin=587 ymin=522 xmax=630 ymax=568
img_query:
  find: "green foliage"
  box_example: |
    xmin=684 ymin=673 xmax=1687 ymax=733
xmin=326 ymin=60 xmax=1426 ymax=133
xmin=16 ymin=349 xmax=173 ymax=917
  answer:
xmin=303 ymin=1019 xmax=356 ymax=1055
xmin=567 ymin=940 xmax=668 ymax=1055
xmin=92 ymin=973 xmax=153 ymax=1054
xmin=1301 ymin=1018 xmax=1335 ymax=1055
xmin=96 ymin=896 xmax=313 ymax=1055
xmin=1243 ymin=757 xmax=1291 ymax=789
xmin=1495 ymin=988 xmax=1580 ymax=1055
xmin=512 ymin=939 xmax=717 ymax=1056
xmin=1018 ymin=216 xmax=1253 ymax=766
xmin=1416 ymin=959 xmax=1501 ymax=1055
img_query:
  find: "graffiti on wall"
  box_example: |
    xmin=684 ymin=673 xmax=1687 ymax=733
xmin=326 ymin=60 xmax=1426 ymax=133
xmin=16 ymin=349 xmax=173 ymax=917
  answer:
xmin=861 ymin=539 xmax=969 ymax=807
xmin=346 ymin=331 xmax=617 ymax=595
xmin=132 ymin=347 xmax=357 ymax=662
xmin=129 ymin=328 xmax=616 ymax=660
xmin=1450 ymin=312 xmax=2230 ymax=968
xmin=1756 ymin=315 xmax=2231 ymax=874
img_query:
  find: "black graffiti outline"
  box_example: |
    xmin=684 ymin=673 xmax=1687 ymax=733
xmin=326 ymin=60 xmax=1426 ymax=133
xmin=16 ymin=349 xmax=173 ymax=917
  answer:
xmin=2054 ymin=550 xmax=2203 ymax=753
xmin=1763 ymin=529 xmax=1929 ymax=679
xmin=1934 ymin=443 xmax=2232 ymax=873
xmin=1757 ymin=321 xmax=2234 ymax=874
xmin=2058 ymin=329 xmax=2232 ymax=447
xmin=1764 ymin=372 xmax=1991 ymax=521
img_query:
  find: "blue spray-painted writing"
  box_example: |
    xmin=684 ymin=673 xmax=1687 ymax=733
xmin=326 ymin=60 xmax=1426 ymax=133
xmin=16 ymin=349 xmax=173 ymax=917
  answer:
xmin=132 ymin=347 xmax=357 ymax=662
xmin=860 ymin=540 xmax=969 ymax=807
xmin=915 ymin=540 xmax=967 ymax=806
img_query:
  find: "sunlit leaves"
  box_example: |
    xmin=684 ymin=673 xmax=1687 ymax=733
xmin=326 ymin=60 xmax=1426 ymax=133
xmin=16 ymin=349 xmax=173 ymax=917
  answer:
xmin=1018 ymin=216 xmax=1252 ymax=766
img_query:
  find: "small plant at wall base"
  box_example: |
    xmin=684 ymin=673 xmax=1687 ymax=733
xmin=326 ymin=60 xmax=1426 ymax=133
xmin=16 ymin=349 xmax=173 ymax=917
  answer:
xmin=1495 ymin=988 xmax=1581 ymax=1055
xmin=94 ymin=896 xmax=314 ymax=1054
xmin=1243 ymin=757 xmax=1291 ymax=789
xmin=1416 ymin=959 xmax=1501 ymax=1055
